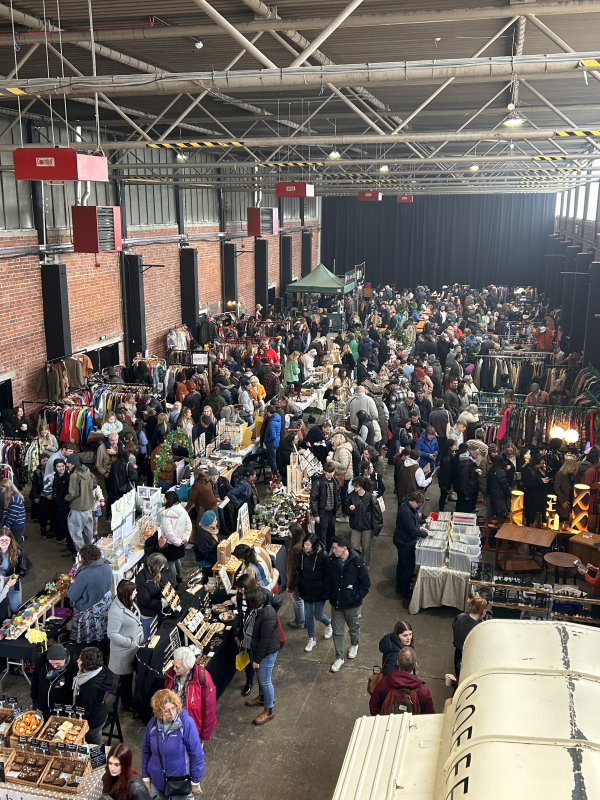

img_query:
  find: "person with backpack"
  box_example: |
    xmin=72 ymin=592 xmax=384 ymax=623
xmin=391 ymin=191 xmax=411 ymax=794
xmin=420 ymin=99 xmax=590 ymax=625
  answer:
xmin=369 ymin=647 xmax=434 ymax=716
xmin=343 ymin=476 xmax=383 ymax=567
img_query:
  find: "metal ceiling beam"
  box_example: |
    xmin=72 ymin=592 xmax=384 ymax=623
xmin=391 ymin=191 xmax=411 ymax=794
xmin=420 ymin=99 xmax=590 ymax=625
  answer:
xmin=288 ymin=0 xmax=365 ymax=68
xmin=520 ymin=78 xmax=600 ymax=152
xmin=0 ymin=3 xmax=165 ymax=74
xmin=4 ymin=1 xmax=600 ymax=44
xmin=525 ymin=13 xmax=600 ymax=85
xmin=1 ymin=44 xmax=40 ymax=80
xmin=0 ymin=128 xmax=586 ymax=151
xmin=189 ymin=0 xmax=276 ymax=69
xmin=391 ymin=17 xmax=518 ymax=134
xmin=2 ymin=52 xmax=594 ymax=97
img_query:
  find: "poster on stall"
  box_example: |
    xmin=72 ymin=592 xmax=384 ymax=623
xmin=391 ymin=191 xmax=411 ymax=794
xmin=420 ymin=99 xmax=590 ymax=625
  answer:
xmin=237 ymin=503 xmax=251 ymax=540
xmin=137 ymin=486 xmax=162 ymax=515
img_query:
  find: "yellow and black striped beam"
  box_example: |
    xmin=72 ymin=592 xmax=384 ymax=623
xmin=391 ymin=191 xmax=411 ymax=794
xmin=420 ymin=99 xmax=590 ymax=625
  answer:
xmin=147 ymin=141 xmax=244 ymax=149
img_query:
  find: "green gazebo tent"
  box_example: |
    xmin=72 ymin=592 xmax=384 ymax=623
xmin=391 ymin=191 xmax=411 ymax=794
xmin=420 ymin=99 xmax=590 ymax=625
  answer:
xmin=285 ymin=262 xmax=351 ymax=294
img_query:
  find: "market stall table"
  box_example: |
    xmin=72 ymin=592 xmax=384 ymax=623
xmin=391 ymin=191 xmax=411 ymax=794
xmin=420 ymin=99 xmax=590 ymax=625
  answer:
xmin=134 ymin=590 xmax=238 ymax=722
xmin=408 ymin=565 xmax=470 ymax=615
xmin=543 ymin=552 xmax=579 ymax=584
xmin=0 ymin=764 xmax=104 ymax=800
xmin=494 ymin=523 xmax=556 ymax=572
xmin=568 ymin=531 xmax=600 ymax=569
xmin=111 ymin=547 xmax=145 ymax=594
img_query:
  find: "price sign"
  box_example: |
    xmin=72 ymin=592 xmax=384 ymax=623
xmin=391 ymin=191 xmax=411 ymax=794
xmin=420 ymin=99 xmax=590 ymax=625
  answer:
xmin=64 ymin=705 xmax=74 ymax=715
xmin=57 ymin=742 xmax=66 ymax=752
xmin=30 ymin=739 xmax=41 ymax=749
xmin=18 ymin=736 xmax=27 ymax=746
xmin=39 ymin=741 xmax=50 ymax=753
xmin=7 ymin=697 xmax=17 ymax=705
xmin=77 ymin=745 xmax=89 ymax=757
xmin=67 ymin=744 xmax=77 ymax=753
xmin=53 ymin=705 xmax=63 ymax=715
xmin=89 ymin=745 xmax=107 ymax=770
xmin=75 ymin=706 xmax=85 ymax=718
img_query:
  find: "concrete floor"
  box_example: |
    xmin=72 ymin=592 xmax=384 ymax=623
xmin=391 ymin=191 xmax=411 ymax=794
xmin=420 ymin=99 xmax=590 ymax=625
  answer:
xmin=7 ymin=465 xmax=459 ymax=800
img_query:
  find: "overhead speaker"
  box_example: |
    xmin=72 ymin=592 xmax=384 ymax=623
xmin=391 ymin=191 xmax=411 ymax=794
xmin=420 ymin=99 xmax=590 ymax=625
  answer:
xmin=180 ymin=248 xmax=199 ymax=333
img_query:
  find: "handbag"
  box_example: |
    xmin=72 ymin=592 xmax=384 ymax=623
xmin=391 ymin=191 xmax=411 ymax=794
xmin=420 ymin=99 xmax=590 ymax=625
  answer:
xmin=155 ymin=723 xmax=192 ymax=797
xmin=236 ymin=651 xmax=250 ymax=671
xmin=377 ymin=496 xmax=386 ymax=514
xmin=335 ymin=473 xmax=345 ymax=488
xmin=367 ymin=653 xmax=391 ymax=695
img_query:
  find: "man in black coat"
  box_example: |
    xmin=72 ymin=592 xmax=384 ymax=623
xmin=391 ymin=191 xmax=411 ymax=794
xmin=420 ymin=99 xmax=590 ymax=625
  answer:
xmin=327 ymin=535 xmax=371 ymax=673
xmin=393 ymin=491 xmax=432 ymax=595
xmin=456 ymin=444 xmax=481 ymax=512
xmin=310 ymin=463 xmax=341 ymax=550
xmin=31 ymin=643 xmax=79 ymax=720
xmin=303 ymin=421 xmax=332 ymax=465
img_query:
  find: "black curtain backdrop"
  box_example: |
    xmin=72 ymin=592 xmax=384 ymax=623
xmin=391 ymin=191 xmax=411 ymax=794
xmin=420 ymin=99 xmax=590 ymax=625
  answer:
xmin=321 ymin=193 xmax=556 ymax=288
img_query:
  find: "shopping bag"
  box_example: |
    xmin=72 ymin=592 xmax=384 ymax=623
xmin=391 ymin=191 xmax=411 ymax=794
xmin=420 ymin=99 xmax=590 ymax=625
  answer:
xmin=236 ymin=651 xmax=250 ymax=671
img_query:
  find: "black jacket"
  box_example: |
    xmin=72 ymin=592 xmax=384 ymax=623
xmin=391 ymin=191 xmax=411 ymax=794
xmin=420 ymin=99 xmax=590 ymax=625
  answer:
xmin=276 ymin=438 xmax=295 ymax=475
xmin=296 ymin=545 xmax=329 ymax=602
xmin=487 ymin=462 xmax=511 ymax=504
xmin=29 ymin=466 xmax=46 ymax=501
xmin=194 ymin=525 xmax=219 ymax=565
xmin=106 ymin=460 xmax=137 ymax=498
xmin=52 ymin=467 xmax=71 ymax=507
xmin=237 ymin=590 xmax=281 ymax=640
xmin=107 ymin=777 xmax=151 ymax=800
xmin=250 ymin=603 xmax=281 ymax=664
xmin=378 ymin=633 xmax=407 ymax=677
xmin=327 ymin=549 xmax=370 ymax=609
xmin=135 ymin=565 xmax=168 ymax=618
xmin=310 ymin=474 xmax=341 ymax=517
xmin=457 ymin=452 xmax=479 ymax=500
xmin=393 ymin=497 xmax=427 ymax=548
xmin=73 ymin=666 xmax=113 ymax=729
xmin=343 ymin=490 xmax=383 ymax=535
xmin=438 ymin=455 xmax=454 ymax=492
xmin=31 ymin=649 xmax=79 ymax=719
xmin=357 ymin=363 xmax=369 ymax=384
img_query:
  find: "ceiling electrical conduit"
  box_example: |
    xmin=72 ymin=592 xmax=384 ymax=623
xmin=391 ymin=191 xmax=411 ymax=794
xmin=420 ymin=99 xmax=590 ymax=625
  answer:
xmin=1 ymin=1 xmax=599 ymax=43
xmin=1 ymin=52 xmax=594 ymax=97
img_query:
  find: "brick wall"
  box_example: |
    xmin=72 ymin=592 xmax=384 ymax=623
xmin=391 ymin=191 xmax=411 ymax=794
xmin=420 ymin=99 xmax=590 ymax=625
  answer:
xmin=0 ymin=219 xmax=320 ymax=419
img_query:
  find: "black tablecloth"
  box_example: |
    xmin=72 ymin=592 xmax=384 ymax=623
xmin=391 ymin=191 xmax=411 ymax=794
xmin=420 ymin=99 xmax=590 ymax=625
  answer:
xmin=0 ymin=619 xmax=67 ymax=662
xmin=134 ymin=588 xmax=237 ymax=723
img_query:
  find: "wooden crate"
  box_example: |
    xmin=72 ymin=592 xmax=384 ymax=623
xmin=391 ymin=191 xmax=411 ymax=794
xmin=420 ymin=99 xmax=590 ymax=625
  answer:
xmin=38 ymin=716 xmax=89 ymax=754
xmin=39 ymin=754 xmax=92 ymax=793
xmin=0 ymin=709 xmax=14 ymax=740
xmin=4 ymin=749 xmax=49 ymax=787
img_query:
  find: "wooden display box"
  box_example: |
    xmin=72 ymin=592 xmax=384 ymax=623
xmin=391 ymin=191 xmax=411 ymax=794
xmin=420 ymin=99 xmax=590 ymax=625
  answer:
xmin=3 ymin=749 xmax=49 ymax=786
xmin=0 ymin=709 xmax=14 ymax=740
xmin=39 ymin=754 xmax=92 ymax=793
xmin=38 ymin=716 xmax=89 ymax=754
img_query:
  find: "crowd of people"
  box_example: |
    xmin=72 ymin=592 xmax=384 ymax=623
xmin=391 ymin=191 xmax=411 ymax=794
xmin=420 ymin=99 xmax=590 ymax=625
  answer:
xmin=0 ymin=278 xmax=593 ymax=791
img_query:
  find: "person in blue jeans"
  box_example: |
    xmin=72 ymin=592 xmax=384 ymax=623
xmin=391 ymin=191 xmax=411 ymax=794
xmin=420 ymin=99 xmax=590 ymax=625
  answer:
xmin=0 ymin=529 xmax=31 ymax=613
xmin=262 ymin=405 xmax=281 ymax=479
xmin=296 ymin=534 xmax=333 ymax=652
xmin=242 ymin=586 xmax=282 ymax=726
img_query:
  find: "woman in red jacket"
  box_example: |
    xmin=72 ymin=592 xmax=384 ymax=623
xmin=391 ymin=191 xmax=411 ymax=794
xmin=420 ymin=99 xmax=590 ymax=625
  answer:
xmin=164 ymin=646 xmax=217 ymax=742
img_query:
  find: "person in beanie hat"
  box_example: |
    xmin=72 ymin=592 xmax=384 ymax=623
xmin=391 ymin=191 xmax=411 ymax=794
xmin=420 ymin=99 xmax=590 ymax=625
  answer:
xmin=31 ymin=642 xmax=78 ymax=720
xmin=194 ymin=510 xmax=220 ymax=568
xmin=65 ymin=454 xmax=98 ymax=553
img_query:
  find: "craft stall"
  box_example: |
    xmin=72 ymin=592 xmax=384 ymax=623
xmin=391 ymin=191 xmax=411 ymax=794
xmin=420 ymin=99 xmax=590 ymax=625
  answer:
xmin=409 ymin=512 xmax=480 ymax=615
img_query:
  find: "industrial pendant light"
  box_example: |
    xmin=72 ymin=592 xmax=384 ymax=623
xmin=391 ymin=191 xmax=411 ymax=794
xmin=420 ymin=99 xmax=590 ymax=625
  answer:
xmin=503 ymin=102 xmax=525 ymax=126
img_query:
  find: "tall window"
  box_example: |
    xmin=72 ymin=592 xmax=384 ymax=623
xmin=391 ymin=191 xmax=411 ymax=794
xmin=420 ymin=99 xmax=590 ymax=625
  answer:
xmin=568 ymin=187 xmax=576 ymax=217
xmin=576 ymin=180 xmax=586 ymax=219
xmin=562 ymin=191 xmax=568 ymax=216
xmin=555 ymin=192 xmax=563 ymax=216
xmin=586 ymin=159 xmax=600 ymax=221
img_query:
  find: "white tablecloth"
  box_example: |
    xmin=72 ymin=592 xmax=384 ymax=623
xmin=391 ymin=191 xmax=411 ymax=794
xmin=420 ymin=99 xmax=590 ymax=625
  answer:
xmin=409 ymin=565 xmax=470 ymax=615
xmin=111 ymin=547 xmax=145 ymax=593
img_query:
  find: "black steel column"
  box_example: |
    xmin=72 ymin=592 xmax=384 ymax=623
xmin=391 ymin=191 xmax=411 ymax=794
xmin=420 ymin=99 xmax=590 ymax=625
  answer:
xmin=280 ymin=235 xmax=293 ymax=296
xmin=571 ymin=252 xmax=594 ymax=354
xmin=41 ymin=264 xmax=72 ymax=360
xmin=255 ymin=237 xmax=269 ymax=312
xmin=299 ymin=197 xmax=305 ymax=227
xmin=583 ymin=262 xmax=600 ymax=370
xmin=562 ymin=244 xmax=582 ymax=335
xmin=122 ymin=254 xmax=146 ymax=357
xmin=222 ymin=242 xmax=238 ymax=310
xmin=180 ymin=248 xmax=199 ymax=333
xmin=301 ymin=230 xmax=313 ymax=277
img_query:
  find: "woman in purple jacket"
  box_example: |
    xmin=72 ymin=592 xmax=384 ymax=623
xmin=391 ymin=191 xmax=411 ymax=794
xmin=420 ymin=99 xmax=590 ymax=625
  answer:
xmin=142 ymin=689 xmax=204 ymax=800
